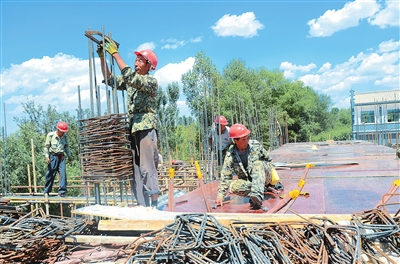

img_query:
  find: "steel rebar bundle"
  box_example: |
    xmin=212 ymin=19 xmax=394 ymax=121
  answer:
xmin=125 ymin=213 xmax=234 ymax=263
xmin=0 ymin=208 xmax=398 ymax=263
xmin=79 ymin=113 xmax=133 ymax=180
xmin=0 ymin=209 xmax=93 ymax=264
xmin=122 ymin=209 xmax=399 ymax=264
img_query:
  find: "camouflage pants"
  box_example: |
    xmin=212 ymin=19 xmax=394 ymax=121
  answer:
xmin=229 ymin=160 xmax=272 ymax=201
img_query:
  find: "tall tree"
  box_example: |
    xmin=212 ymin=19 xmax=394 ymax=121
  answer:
xmin=182 ymin=51 xmax=220 ymax=155
xmin=156 ymin=82 xmax=180 ymax=162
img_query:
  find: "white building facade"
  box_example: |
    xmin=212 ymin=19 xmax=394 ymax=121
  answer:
xmin=351 ymin=89 xmax=400 ymax=147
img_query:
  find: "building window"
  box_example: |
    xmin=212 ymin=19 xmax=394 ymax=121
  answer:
xmin=361 ymin=111 xmax=374 ymax=123
xmin=387 ymin=109 xmax=400 ymax=122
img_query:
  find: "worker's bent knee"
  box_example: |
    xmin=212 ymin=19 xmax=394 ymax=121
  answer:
xmin=229 ymin=179 xmax=252 ymax=197
xmin=252 ymin=160 xmax=271 ymax=185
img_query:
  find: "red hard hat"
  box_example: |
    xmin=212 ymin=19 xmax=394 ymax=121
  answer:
xmin=56 ymin=121 xmax=69 ymax=132
xmin=215 ymin=116 xmax=228 ymax=125
xmin=134 ymin=49 xmax=158 ymax=70
xmin=229 ymin=123 xmax=251 ymax=139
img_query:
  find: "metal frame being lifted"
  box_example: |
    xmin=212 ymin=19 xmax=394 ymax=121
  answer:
xmin=79 ymin=27 xmax=131 ymax=206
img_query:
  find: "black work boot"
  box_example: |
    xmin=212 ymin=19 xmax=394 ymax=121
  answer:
xmin=249 ymin=195 xmax=263 ymax=210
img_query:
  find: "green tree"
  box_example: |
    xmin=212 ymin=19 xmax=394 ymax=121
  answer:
xmin=157 ymin=82 xmax=180 ymax=160
xmin=3 ymin=100 xmax=80 ymax=196
xmin=314 ymin=108 xmax=351 ymax=141
xmin=182 ymin=51 xmax=220 ymax=156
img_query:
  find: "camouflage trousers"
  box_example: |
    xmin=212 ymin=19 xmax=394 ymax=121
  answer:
xmin=229 ymin=160 xmax=273 ymax=201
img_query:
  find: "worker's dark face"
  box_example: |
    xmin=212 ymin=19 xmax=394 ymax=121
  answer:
xmin=134 ymin=55 xmax=151 ymax=75
xmin=57 ymin=130 xmax=65 ymax=137
xmin=216 ymin=124 xmax=226 ymax=132
xmin=234 ymin=135 xmax=249 ymax=149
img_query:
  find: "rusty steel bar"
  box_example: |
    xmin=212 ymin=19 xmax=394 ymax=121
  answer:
xmin=79 ymin=114 xmax=132 ymax=181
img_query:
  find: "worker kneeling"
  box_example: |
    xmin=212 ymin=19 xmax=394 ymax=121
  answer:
xmin=215 ymin=123 xmax=283 ymax=210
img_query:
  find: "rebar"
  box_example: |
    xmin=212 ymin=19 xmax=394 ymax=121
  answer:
xmin=79 ymin=114 xmax=132 ymax=181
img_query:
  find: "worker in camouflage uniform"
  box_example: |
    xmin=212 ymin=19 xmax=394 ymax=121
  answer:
xmin=215 ymin=123 xmax=282 ymax=210
xmin=98 ymin=37 xmax=160 ymax=208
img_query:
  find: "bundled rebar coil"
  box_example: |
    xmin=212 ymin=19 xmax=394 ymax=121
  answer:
xmin=79 ymin=114 xmax=133 ymax=181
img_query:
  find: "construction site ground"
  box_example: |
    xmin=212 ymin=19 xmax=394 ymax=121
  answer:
xmin=69 ymin=140 xmax=399 ymax=231
xmin=1 ymin=140 xmax=399 ymax=263
xmin=161 ymin=140 xmax=399 ymax=215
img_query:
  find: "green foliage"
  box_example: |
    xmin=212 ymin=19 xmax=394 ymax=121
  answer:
xmin=156 ymin=82 xmax=185 ymax=161
xmin=178 ymin=51 xmax=351 ymax=152
xmin=1 ymin=100 xmax=81 ymax=195
xmin=313 ymin=108 xmax=352 ymax=141
xmin=182 ymin=51 xmax=220 ymax=122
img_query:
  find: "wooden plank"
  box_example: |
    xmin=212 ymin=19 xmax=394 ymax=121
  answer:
xmin=98 ymin=213 xmax=354 ymax=231
xmin=65 ymin=235 xmax=144 ymax=244
xmin=99 ymin=219 xmax=174 ymax=231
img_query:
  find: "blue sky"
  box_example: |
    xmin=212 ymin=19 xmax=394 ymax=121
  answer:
xmin=1 ymin=0 xmax=399 ymax=134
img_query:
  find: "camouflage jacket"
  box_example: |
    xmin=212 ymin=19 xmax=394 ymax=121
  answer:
xmin=217 ymin=139 xmax=272 ymax=199
xmin=108 ymin=66 xmax=158 ymax=133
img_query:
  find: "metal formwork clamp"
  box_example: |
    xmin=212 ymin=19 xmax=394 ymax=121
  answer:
xmin=84 ymin=30 xmax=120 ymax=48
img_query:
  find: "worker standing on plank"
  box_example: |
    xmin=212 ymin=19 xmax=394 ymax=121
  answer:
xmin=215 ymin=123 xmax=283 ymax=210
xmin=97 ymin=37 xmax=160 ymax=208
xmin=43 ymin=121 xmax=72 ymax=197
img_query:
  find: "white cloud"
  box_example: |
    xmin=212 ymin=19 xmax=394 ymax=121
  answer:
xmin=369 ymin=1 xmax=400 ymax=28
xmin=161 ymin=37 xmax=203 ymax=50
xmin=318 ymin=62 xmax=332 ymax=73
xmin=308 ymin=0 xmax=380 ymax=37
xmin=356 ymin=52 xmax=399 ymax=75
xmin=190 ymin=36 xmax=202 ymax=43
xmin=161 ymin=39 xmax=186 ymax=50
xmin=128 ymin=42 xmax=156 ymax=57
xmin=154 ymin=57 xmax=195 ymax=117
xmin=1 ymin=54 xmax=87 ymax=96
xmin=212 ymin=12 xmax=264 ymax=38
xmin=1 ymin=54 xmax=195 ymax=133
xmin=280 ymin=62 xmax=317 ymax=78
xmin=375 ymin=74 xmax=399 ymax=86
xmin=1 ymin=53 xmax=88 ymax=117
xmin=295 ymin=39 xmax=399 ymax=96
xmin=280 ymin=62 xmax=317 ymax=72
xmin=154 ymin=57 xmax=195 ymax=89
xmin=377 ymin=39 xmax=400 ymax=53
xmin=336 ymin=96 xmax=351 ymax=109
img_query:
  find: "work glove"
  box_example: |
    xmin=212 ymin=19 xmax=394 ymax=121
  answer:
xmin=96 ymin=44 xmax=104 ymax=58
xmin=46 ymin=157 xmax=50 ymax=164
xmin=104 ymin=37 xmax=119 ymax=55
xmin=68 ymin=156 xmax=72 ymax=164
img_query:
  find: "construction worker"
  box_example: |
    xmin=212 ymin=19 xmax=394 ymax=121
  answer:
xmin=98 ymin=37 xmax=160 ymax=208
xmin=208 ymin=116 xmax=233 ymax=166
xmin=43 ymin=121 xmax=72 ymax=197
xmin=172 ymin=159 xmax=187 ymax=171
xmin=215 ymin=123 xmax=282 ymax=210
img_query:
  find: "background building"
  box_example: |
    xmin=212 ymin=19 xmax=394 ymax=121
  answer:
xmin=351 ymin=89 xmax=400 ymax=147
